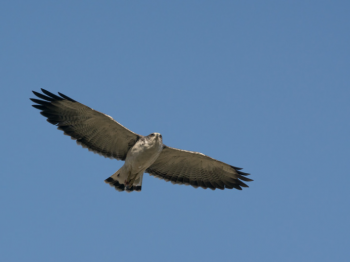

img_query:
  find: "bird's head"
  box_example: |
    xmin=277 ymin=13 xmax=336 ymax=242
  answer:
xmin=147 ymin=132 xmax=163 ymax=144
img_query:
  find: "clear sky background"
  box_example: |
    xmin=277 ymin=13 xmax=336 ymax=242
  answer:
xmin=1 ymin=1 xmax=349 ymax=261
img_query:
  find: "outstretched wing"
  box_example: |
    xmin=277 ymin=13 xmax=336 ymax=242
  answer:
xmin=146 ymin=146 xmax=252 ymax=190
xmin=31 ymin=89 xmax=141 ymax=160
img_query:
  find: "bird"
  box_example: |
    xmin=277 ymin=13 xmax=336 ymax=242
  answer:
xmin=31 ymin=89 xmax=252 ymax=192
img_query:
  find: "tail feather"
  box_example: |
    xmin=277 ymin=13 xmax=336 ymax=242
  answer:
xmin=131 ymin=173 xmax=143 ymax=192
xmin=104 ymin=169 xmax=143 ymax=193
xmin=104 ymin=177 xmax=125 ymax=192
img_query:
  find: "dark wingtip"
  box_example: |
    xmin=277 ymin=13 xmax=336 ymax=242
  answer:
xmin=239 ymin=175 xmax=253 ymax=182
xmin=32 ymin=90 xmax=56 ymax=102
xmin=231 ymin=166 xmax=251 ymax=176
xmin=238 ymin=171 xmax=251 ymax=176
xmin=30 ymin=98 xmax=38 ymax=103
xmin=32 ymin=104 xmax=46 ymax=110
xmin=231 ymin=165 xmax=243 ymax=170
xmin=58 ymin=92 xmax=76 ymax=102
xmin=31 ymin=89 xmax=76 ymax=103
xmin=40 ymin=89 xmax=64 ymax=100
xmin=237 ymin=180 xmax=249 ymax=188
xmin=30 ymin=98 xmax=51 ymax=106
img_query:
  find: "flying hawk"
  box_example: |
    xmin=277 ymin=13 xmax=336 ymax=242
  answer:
xmin=31 ymin=89 xmax=252 ymax=192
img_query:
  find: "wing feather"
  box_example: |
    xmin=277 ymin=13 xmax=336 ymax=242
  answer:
xmin=146 ymin=146 xmax=252 ymax=190
xmin=31 ymin=89 xmax=141 ymax=160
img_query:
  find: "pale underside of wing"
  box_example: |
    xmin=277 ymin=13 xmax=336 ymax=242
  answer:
xmin=31 ymin=89 xmax=141 ymax=160
xmin=146 ymin=146 xmax=252 ymax=190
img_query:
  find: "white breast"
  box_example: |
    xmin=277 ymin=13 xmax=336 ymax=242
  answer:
xmin=124 ymin=137 xmax=163 ymax=174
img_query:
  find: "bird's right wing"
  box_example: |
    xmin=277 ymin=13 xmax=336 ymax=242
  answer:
xmin=146 ymin=146 xmax=252 ymax=190
xmin=31 ymin=89 xmax=141 ymax=160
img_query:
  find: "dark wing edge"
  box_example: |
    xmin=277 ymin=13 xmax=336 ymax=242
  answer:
xmin=30 ymin=89 xmax=141 ymax=160
xmin=146 ymin=146 xmax=252 ymax=191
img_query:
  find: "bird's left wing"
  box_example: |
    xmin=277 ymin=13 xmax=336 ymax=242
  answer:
xmin=31 ymin=89 xmax=141 ymax=160
xmin=146 ymin=146 xmax=252 ymax=190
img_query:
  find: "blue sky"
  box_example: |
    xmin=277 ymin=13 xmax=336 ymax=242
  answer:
xmin=1 ymin=1 xmax=349 ymax=261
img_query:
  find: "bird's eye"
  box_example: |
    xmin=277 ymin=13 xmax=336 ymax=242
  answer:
xmin=150 ymin=133 xmax=155 ymax=137
xmin=159 ymin=134 xmax=162 ymax=138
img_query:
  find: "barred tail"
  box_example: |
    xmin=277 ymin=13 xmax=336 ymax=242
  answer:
xmin=104 ymin=168 xmax=143 ymax=192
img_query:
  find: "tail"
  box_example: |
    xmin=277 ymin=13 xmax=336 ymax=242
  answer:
xmin=104 ymin=168 xmax=143 ymax=193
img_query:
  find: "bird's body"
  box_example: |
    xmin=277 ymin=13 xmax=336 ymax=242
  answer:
xmin=108 ymin=133 xmax=164 ymax=191
xmin=31 ymin=89 xmax=252 ymax=193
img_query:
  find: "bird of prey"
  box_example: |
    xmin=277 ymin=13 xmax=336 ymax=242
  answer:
xmin=31 ymin=89 xmax=252 ymax=192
